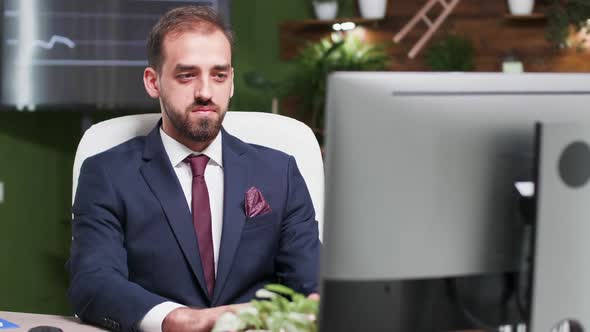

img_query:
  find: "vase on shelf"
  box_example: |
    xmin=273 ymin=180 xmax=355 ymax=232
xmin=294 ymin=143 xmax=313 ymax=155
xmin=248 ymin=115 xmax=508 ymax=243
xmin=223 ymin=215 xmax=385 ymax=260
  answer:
xmin=313 ymin=1 xmax=338 ymax=20
xmin=358 ymin=0 xmax=387 ymax=19
xmin=507 ymin=0 xmax=535 ymax=15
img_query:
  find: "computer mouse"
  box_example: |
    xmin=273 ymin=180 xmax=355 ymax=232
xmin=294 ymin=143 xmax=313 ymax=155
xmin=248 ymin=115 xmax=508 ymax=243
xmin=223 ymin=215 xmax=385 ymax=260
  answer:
xmin=28 ymin=326 xmax=63 ymax=332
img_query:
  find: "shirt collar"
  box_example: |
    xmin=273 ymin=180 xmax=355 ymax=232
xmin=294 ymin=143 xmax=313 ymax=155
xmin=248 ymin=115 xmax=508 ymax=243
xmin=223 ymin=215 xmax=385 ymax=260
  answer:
xmin=159 ymin=126 xmax=223 ymax=168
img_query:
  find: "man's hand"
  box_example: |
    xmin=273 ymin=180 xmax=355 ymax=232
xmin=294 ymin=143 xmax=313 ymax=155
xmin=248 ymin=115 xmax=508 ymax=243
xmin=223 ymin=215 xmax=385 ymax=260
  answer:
xmin=162 ymin=304 xmax=248 ymax=332
xmin=307 ymin=293 xmax=320 ymax=301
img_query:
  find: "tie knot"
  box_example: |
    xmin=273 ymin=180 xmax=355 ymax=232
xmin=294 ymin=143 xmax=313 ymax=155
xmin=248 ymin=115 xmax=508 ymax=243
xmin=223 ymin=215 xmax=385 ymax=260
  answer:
xmin=184 ymin=154 xmax=209 ymax=177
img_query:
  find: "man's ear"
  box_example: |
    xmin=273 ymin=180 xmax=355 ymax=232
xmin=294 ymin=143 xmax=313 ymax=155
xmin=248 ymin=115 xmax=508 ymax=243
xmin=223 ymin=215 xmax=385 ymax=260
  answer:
xmin=230 ymin=67 xmax=234 ymax=98
xmin=143 ymin=67 xmax=160 ymax=98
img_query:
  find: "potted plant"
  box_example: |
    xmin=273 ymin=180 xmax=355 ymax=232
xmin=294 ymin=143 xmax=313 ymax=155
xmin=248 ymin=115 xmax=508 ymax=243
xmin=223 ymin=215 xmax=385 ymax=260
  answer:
xmin=358 ymin=0 xmax=388 ymax=19
xmin=288 ymin=33 xmax=390 ymax=131
xmin=312 ymin=0 xmax=339 ymax=20
xmin=545 ymin=0 xmax=590 ymax=48
xmin=424 ymin=34 xmax=475 ymax=71
xmin=507 ymin=0 xmax=536 ymax=15
xmin=212 ymin=284 xmax=318 ymax=332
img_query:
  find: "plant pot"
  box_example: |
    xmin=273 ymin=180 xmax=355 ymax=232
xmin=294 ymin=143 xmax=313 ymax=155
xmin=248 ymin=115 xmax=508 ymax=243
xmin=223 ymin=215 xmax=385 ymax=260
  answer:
xmin=358 ymin=0 xmax=387 ymax=19
xmin=507 ymin=0 xmax=535 ymax=15
xmin=313 ymin=1 xmax=338 ymax=20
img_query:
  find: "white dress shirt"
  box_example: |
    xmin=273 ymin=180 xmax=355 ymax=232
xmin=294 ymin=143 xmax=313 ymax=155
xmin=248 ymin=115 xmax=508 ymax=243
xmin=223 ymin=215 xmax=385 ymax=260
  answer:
xmin=139 ymin=127 xmax=224 ymax=332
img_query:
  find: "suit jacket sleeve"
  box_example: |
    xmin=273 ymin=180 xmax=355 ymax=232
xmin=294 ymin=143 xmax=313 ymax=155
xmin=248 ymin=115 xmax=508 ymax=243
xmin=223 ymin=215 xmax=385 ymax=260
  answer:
xmin=68 ymin=156 xmax=170 ymax=332
xmin=276 ymin=155 xmax=321 ymax=295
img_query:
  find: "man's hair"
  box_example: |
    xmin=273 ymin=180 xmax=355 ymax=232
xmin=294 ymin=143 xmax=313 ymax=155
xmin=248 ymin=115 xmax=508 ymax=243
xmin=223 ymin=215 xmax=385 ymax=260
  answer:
xmin=146 ymin=5 xmax=234 ymax=72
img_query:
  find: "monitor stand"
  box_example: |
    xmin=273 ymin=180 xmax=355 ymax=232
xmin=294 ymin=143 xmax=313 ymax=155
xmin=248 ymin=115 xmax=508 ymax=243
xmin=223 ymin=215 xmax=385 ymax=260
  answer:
xmin=320 ymin=275 xmax=522 ymax=332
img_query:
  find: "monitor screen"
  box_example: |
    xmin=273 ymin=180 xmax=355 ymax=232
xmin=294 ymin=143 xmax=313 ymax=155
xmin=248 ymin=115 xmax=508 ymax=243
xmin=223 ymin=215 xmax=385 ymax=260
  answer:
xmin=320 ymin=72 xmax=590 ymax=331
xmin=0 ymin=0 xmax=230 ymax=111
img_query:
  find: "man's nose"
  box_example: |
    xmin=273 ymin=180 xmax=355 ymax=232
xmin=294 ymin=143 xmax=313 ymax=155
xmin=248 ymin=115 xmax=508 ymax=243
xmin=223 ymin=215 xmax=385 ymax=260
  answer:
xmin=195 ymin=77 xmax=212 ymax=101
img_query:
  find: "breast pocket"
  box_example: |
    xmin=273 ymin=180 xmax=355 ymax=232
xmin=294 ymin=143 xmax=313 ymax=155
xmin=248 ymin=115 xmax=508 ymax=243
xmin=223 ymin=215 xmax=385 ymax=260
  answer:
xmin=239 ymin=211 xmax=281 ymax=269
xmin=243 ymin=211 xmax=280 ymax=231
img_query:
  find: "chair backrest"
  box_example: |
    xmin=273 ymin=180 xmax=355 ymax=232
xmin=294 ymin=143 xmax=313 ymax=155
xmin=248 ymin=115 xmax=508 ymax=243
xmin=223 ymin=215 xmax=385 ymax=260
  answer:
xmin=72 ymin=112 xmax=324 ymax=239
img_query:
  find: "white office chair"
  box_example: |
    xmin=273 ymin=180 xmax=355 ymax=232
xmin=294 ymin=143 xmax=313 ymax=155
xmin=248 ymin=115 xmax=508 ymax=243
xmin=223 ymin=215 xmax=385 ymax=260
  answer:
xmin=72 ymin=112 xmax=324 ymax=240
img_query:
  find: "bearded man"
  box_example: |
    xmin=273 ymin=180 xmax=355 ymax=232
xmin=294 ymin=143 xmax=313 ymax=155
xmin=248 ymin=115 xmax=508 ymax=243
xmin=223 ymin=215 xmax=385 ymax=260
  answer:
xmin=67 ymin=6 xmax=320 ymax=332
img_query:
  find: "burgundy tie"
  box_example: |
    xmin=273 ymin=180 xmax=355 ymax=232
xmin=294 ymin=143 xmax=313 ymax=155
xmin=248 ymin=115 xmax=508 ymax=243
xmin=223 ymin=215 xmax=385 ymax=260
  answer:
xmin=185 ymin=154 xmax=215 ymax=297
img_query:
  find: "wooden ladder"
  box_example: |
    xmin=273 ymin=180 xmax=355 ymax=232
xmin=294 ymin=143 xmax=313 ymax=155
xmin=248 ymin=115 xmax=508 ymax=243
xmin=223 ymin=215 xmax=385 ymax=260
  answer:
xmin=393 ymin=0 xmax=461 ymax=59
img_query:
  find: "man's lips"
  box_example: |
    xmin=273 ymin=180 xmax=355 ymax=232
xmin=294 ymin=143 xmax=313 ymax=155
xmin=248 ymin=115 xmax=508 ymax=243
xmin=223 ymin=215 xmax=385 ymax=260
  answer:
xmin=191 ymin=106 xmax=216 ymax=113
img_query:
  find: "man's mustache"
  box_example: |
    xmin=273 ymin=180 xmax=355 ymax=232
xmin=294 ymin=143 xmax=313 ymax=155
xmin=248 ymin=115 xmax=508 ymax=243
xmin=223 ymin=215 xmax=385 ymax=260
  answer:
xmin=187 ymin=98 xmax=219 ymax=110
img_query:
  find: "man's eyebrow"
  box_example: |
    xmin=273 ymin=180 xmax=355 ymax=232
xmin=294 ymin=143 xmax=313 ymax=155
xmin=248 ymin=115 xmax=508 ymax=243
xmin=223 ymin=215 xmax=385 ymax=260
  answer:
xmin=212 ymin=64 xmax=231 ymax=71
xmin=174 ymin=64 xmax=198 ymax=72
xmin=173 ymin=64 xmax=231 ymax=72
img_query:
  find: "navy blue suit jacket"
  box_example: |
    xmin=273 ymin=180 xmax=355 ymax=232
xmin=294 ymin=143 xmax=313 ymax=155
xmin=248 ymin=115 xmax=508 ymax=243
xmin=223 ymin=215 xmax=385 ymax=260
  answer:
xmin=68 ymin=122 xmax=320 ymax=332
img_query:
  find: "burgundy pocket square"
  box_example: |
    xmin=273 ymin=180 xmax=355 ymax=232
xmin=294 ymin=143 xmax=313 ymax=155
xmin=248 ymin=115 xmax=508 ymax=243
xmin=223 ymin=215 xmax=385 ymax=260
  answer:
xmin=245 ymin=186 xmax=272 ymax=218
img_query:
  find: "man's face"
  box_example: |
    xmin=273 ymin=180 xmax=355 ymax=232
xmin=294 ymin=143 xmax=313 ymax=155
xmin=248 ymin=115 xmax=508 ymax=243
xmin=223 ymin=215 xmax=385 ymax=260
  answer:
xmin=148 ymin=29 xmax=233 ymax=145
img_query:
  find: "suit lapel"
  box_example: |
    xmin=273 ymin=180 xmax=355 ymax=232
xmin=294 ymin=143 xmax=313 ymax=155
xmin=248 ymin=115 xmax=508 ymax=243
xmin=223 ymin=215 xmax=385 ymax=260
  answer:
xmin=212 ymin=128 xmax=250 ymax=304
xmin=139 ymin=123 xmax=210 ymax=299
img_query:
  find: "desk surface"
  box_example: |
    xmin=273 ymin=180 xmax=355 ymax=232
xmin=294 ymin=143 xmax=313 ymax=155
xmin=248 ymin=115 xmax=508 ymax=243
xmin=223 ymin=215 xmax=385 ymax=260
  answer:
xmin=0 ymin=311 xmax=488 ymax=332
xmin=0 ymin=311 xmax=106 ymax=332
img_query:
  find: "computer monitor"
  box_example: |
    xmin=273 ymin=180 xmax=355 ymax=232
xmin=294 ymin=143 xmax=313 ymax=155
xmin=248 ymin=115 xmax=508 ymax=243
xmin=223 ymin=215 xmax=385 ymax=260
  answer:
xmin=319 ymin=72 xmax=590 ymax=331
xmin=530 ymin=122 xmax=590 ymax=332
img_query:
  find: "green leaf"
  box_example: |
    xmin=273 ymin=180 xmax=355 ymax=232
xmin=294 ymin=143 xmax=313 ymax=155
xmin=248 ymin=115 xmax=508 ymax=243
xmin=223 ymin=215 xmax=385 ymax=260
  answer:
xmin=237 ymin=310 xmax=265 ymax=329
xmin=211 ymin=312 xmax=245 ymax=332
xmin=265 ymin=283 xmax=296 ymax=296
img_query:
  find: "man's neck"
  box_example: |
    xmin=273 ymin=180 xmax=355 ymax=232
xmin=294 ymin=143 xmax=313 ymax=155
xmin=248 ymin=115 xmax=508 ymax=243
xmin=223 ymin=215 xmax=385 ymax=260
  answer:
xmin=179 ymin=137 xmax=213 ymax=153
xmin=161 ymin=123 xmax=214 ymax=152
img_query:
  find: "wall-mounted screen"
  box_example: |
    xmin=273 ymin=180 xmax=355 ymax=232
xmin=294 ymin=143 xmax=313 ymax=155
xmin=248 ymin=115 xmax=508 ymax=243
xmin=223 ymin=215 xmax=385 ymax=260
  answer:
xmin=1 ymin=0 xmax=231 ymax=111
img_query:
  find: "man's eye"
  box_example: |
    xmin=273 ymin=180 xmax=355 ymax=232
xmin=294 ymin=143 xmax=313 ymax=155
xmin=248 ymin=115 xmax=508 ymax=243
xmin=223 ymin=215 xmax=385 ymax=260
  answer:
xmin=177 ymin=73 xmax=195 ymax=80
xmin=214 ymin=73 xmax=228 ymax=80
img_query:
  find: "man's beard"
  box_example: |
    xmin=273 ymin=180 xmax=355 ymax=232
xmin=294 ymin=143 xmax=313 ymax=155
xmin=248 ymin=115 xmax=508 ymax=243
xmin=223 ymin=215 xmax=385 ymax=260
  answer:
xmin=162 ymin=96 xmax=226 ymax=143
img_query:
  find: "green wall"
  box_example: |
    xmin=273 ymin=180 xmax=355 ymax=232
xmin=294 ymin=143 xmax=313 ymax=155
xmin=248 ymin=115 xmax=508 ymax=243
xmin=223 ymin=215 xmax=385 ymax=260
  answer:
xmin=0 ymin=0 xmax=330 ymax=315
xmin=0 ymin=112 xmax=82 ymax=313
xmin=231 ymin=0 xmax=309 ymax=113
